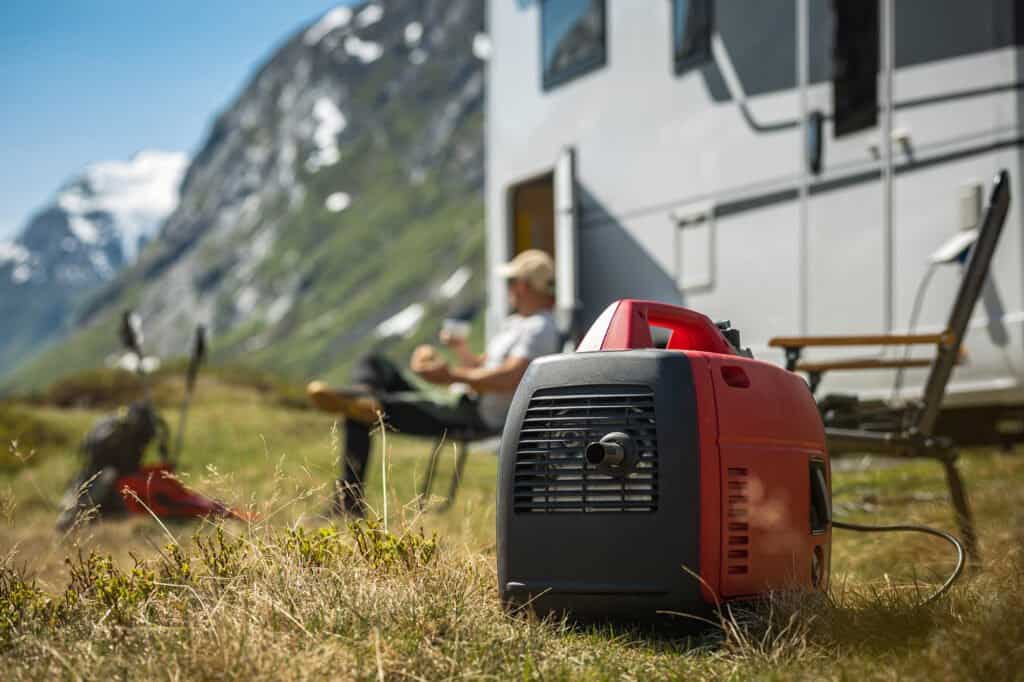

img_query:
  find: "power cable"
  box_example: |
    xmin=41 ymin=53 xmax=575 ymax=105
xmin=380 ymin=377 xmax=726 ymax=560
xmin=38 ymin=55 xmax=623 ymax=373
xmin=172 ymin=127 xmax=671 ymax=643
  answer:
xmin=832 ymin=518 xmax=965 ymax=606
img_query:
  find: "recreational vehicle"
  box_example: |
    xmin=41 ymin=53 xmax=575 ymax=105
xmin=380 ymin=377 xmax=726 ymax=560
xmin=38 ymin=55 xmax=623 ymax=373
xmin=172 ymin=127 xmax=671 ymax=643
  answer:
xmin=484 ymin=0 xmax=1024 ymax=416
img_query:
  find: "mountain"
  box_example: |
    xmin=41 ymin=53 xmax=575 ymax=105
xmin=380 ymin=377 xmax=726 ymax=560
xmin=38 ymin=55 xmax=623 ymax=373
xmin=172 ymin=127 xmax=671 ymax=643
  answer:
xmin=0 ymin=150 xmax=187 ymax=374
xmin=4 ymin=0 xmax=486 ymax=389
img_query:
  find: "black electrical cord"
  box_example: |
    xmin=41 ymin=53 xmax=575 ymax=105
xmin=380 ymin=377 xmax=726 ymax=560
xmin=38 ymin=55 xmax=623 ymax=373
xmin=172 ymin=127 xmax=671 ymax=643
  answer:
xmin=832 ymin=519 xmax=965 ymax=606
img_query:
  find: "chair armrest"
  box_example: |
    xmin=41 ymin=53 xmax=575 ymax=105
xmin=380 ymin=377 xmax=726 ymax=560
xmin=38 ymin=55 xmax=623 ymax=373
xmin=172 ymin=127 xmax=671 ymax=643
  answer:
xmin=768 ymin=331 xmax=954 ymax=349
xmin=795 ymin=357 xmax=949 ymax=374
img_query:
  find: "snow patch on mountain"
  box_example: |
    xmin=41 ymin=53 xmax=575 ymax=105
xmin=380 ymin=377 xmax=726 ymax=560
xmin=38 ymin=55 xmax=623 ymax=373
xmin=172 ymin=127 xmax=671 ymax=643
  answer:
xmin=355 ymin=3 xmax=384 ymax=28
xmin=404 ymin=21 xmax=423 ymax=46
xmin=438 ymin=266 xmax=471 ymax=299
xmin=304 ymin=6 xmax=353 ymax=45
xmin=266 ymin=293 xmax=294 ymax=325
xmin=67 ymin=215 xmax=99 ymax=245
xmin=306 ymin=97 xmax=346 ymax=172
xmin=376 ymin=303 xmax=425 ymax=338
xmin=325 ymin=192 xmax=351 ymax=212
xmin=344 ymin=35 xmax=383 ymax=63
xmin=11 ymin=265 xmax=32 ymax=285
xmin=472 ymin=33 xmax=492 ymax=60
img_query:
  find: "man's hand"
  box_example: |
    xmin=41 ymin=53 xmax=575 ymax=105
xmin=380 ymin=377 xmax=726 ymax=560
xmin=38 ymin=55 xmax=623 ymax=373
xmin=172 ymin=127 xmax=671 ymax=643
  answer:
xmin=410 ymin=345 xmax=452 ymax=385
xmin=440 ymin=330 xmax=484 ymax=368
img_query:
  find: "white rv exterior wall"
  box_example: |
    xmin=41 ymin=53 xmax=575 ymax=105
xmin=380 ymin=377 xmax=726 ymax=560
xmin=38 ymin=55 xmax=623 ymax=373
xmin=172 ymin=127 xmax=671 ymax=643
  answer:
xmin=486 ymin=0 xmax=1024 ymax=405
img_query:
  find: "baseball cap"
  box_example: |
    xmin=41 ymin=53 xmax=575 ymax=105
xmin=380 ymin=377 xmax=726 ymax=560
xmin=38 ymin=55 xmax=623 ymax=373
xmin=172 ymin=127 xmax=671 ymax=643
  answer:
xmin=497 ymin=249 xmax=555 ymax=294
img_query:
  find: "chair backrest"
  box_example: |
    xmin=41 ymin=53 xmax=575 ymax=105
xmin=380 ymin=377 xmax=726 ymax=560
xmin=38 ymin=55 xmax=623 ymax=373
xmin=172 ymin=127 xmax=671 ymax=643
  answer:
xmin=916 ymin=170 xmax=1011 ymax=436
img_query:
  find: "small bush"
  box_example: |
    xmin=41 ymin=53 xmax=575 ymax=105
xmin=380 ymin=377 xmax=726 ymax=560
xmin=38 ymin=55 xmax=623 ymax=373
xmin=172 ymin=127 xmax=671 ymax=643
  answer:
xmin=194 ymin=526 xmax=247 ymax=580
xmin=0 ymin=562 xmax=49 ymax=644
xmin=349 ymin=518 xmax=437 ymax=571
xmin=44 ymin=368 xmax=150 ymax=408
xmin=65 ymin=551 xmax=156 ymax=623
xmin=157 ymin=542 xmax=194 ymax=585
xmin=283 ymin=525 xmax=347 ymax=567
xmin=0 ymin=404 xmax=69 ymax=471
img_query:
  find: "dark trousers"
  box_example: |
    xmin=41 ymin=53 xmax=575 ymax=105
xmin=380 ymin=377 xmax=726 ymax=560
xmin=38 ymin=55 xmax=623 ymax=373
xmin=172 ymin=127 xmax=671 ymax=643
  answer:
xmin=334 ymin=354 xmax=492 ymax=515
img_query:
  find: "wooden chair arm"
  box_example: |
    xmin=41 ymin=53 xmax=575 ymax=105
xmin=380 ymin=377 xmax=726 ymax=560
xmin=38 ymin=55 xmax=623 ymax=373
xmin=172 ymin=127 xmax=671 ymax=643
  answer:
xmin=790 ymin=352 xmax=958 ymax=374
xmin=768 ymin=331 xmax=955 ymax=349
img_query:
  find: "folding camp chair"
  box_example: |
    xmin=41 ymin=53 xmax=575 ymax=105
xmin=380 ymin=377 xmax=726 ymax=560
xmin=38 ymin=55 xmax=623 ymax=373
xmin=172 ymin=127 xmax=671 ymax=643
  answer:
xmin=418 ymin=425 xmax=500 ymax=513
xmin=768 ymin=169 xmax=1012 ymax=563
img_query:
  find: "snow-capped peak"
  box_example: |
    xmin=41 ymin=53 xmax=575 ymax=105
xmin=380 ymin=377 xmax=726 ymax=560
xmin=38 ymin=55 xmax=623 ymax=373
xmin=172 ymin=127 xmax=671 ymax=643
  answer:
xmin=0 ymin=241 xmax=29 ymax=265
xmin=55 ymin=150 xmax=188 ymax=261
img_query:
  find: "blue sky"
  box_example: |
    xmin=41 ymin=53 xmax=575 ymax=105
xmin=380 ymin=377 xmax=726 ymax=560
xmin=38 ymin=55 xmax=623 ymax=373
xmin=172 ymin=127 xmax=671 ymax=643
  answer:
xmin=0 ymin=1 xmax=357 ymax=239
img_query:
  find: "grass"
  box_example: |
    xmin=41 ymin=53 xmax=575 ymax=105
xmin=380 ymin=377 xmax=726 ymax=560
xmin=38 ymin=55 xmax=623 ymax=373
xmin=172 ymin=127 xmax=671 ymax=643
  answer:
xmin=1 ymin=374 xmax=1023 ymax=679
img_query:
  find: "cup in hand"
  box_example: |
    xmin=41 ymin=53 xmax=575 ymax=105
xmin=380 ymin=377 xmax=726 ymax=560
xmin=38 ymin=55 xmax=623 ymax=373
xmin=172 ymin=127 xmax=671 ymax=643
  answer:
xmin=441 ymin=318 xmax=471 ymax=343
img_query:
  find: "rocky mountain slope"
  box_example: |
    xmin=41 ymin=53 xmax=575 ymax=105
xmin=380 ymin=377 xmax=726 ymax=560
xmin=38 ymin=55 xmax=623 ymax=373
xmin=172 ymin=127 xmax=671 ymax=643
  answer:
xmin=5 ymin=0 xmax=486 ymax=389
xmin=0 ymin=151 xmax=187 ymax=374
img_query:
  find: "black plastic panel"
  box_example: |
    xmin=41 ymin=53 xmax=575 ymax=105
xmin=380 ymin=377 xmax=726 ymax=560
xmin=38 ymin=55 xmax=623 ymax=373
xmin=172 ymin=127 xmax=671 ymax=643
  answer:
xmin=497 ymin=350 xmax=705 ymax=621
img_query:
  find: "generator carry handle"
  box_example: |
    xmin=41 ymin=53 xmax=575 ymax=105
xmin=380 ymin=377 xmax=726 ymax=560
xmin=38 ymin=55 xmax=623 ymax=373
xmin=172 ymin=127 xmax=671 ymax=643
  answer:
xmin=578 ymin=299 xmax=737 ymax=354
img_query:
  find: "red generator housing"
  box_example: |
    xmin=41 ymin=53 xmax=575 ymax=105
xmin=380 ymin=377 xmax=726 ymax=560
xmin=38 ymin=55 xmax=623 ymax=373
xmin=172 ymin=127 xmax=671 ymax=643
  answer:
xmin=497 ymin=299 xmax=831 ymax=621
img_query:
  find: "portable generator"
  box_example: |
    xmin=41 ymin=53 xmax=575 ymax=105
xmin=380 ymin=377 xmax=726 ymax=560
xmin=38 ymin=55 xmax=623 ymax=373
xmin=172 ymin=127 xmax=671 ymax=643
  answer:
xmin=497 ymin=299 xmax=832 ymax=621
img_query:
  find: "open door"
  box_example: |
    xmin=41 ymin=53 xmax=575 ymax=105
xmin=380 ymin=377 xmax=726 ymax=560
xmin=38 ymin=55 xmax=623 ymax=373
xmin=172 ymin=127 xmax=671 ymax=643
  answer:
xmin=507 ymin=147 xmax=580 ymax=342
xmin=553 ymin=147 xmax=580 ymax=340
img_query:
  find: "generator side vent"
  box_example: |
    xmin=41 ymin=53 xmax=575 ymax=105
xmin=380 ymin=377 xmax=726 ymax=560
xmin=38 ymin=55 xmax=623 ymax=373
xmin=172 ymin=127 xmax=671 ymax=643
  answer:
xmin=726 ymin=467 xmax=750 ymax=575
xmin=513 ymin=385 xmax=658 ymax=513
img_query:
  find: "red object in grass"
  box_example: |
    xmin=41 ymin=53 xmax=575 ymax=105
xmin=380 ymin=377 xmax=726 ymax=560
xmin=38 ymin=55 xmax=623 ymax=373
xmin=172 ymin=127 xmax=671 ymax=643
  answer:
xmin=118 ymin=464 xmax=246 ymax=521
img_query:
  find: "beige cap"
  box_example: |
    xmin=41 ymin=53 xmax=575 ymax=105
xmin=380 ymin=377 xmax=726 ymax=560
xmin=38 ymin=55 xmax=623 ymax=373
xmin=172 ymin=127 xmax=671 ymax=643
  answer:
xmin=497 ymin=249 xmax=555 ymax=294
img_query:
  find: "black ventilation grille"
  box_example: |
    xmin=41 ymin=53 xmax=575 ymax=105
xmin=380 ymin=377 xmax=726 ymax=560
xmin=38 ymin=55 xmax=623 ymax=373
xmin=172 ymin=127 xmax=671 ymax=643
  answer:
xmin=513 ymin=385 xmax=658 ymax=513
xmin=726 ymin=467 xmax=750 ymax=576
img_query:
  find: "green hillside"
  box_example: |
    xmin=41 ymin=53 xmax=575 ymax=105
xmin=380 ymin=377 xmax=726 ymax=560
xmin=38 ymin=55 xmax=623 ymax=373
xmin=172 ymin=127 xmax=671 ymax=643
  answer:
xmin=4 ymin=0 xmax=486 ymax=392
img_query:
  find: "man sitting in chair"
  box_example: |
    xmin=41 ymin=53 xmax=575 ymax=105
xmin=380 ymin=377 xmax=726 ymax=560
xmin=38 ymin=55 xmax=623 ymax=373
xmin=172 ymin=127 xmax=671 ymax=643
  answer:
xmin=307 ymin=249 xmax=562 ymax=516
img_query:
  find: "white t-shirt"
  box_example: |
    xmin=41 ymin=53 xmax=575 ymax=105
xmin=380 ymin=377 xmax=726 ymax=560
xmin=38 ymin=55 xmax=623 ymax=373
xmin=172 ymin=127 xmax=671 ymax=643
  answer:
xmin=477 ymin=310 xmax=561 ymax=429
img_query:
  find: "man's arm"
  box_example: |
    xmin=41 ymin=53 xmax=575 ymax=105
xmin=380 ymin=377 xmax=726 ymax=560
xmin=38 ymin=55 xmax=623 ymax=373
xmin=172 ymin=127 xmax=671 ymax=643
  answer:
xmin=413 ymin=351 xmax=529 ymax=394
xmin=448 ymin=355 xmax=530 ymax=394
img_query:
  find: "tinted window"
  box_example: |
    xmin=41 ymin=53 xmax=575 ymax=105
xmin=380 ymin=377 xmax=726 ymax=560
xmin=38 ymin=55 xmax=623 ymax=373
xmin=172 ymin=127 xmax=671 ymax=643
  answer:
xmin=832 ymin=0 xmax=878 ymax=137
xmin=673 ymin=0 xmax=712 ymax=74
xmin=541 ymin=0 xmax=606 ymax=90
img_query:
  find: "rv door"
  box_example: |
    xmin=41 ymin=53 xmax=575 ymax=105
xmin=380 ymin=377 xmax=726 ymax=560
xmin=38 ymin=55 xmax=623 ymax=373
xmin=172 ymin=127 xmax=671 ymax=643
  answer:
xmin=554 ymin=147 xmax=580 ymax=340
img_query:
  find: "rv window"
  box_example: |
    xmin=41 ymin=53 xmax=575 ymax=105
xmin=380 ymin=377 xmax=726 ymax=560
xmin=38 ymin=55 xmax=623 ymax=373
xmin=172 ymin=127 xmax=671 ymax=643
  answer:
xmin=673 ymin=0 xmax=712 ymax=74
xmin=832 ymin=0 xmax=878 ymax=137
xmin=541 ymin=0 xmax=606 ymax=90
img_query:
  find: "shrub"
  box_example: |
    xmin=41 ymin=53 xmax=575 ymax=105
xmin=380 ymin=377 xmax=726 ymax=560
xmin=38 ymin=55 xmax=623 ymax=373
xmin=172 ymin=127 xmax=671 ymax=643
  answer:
xmin=0 ymin=403 xmax=69 ymax=471
xmin=349 ymin=518 xmax=437 ymax=571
